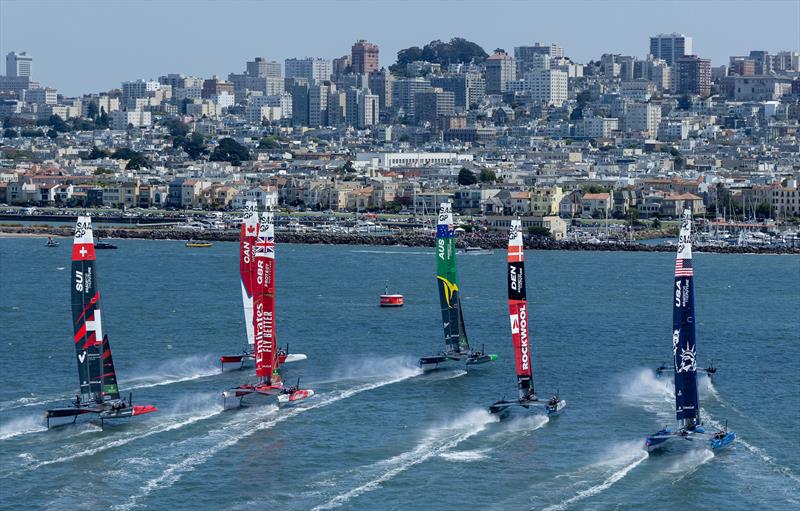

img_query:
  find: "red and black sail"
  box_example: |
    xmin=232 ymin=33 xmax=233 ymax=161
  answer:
xmin=71 ymin=216 xmax=118 ymax=402
xmin=507 ymin=219 xmax=533 ymax=400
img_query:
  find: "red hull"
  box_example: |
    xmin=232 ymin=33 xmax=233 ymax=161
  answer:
xmin=380 ymin=294 xmax=404 ymax=307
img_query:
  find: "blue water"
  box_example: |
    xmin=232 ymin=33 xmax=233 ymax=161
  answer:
xmin=0 ymin=238 xmax=798 ymax=510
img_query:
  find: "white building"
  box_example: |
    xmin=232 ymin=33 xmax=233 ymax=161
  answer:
xmin=24 ymin=87 xmax=57 ymax=105
xmin=284 ymin=58 xmax=331 ymax=82
xmin=358 ymin=93 xmax=379 ymax=129
xmin=525 ymin=69 xmax=568 ymax=106
xmin=5 ymin=51 xmax=32 ymax=77
xmin=625 ymin=102 xmax=661 ymax=137
xmin=231 ymin=186 xmax=278 ymax=210
xmin=111 ymin=109 xmax=152 ymax=130
xmin=356 ymin=152 xmax=473 ymax=168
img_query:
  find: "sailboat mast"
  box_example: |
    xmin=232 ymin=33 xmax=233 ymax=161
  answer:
xmin=253 ymin=210 xmax=277 ymax=384
xmin=672 ymin=207 xmax=700 ymax=428
xmin=240 ymin=201 xmax=258 ymax=349
xmin=436 ymin=202 xmax=468 ymax=354
xmin=507 ymin=219 xmax=534 ymax=400
xmin=71 ymin=216 xmax=107 ymax=403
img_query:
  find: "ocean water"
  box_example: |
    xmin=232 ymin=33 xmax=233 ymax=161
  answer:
xmin=0 ymin=237 xmax=798 ymax=510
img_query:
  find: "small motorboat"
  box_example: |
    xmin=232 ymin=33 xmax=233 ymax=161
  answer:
xmin=45 ymin=237 xmax=60 ymax=247
xmin=94 ymin=238 xmax=117 ymax=250
xmin=186 ymin=240 xmax=213 ymax=248
xmin=379 ymin=281 xmax=404 ymax=307
xmin=458 ymin=246 xmax=494 ymax=255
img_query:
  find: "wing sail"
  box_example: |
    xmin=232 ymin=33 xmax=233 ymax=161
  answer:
xmin=253 ymin=211 xmax=278 ymax=383
xmin=436 ymin=202 xmax=469 ymax=354
xmin=240 ymin=201 xmax=258 ymax=347
xmin=71 ymin=216 xmax=104 ymax=402
xmin=673 ymin=209 xmax=699 ymax=423
xmin=507 ymin=219 xmax=533 ymax=400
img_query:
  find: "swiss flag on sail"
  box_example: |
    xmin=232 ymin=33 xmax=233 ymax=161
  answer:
xmin=72 ymin=243 xmax=95 ymax=261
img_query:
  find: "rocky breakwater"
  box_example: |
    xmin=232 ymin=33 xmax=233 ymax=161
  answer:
xmin=2 ymin=224 xmax=798 ymax=255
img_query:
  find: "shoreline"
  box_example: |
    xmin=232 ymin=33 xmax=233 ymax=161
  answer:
xmin=2 ymin=225 xmax=798 ymax=255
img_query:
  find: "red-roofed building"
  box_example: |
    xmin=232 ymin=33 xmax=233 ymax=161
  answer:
xmin=581 ymin=192 xmax=611 ymax=217
xmin=661 ymin=192 xmax=705 ymax=216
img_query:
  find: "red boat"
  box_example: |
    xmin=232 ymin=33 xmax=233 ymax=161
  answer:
xmin=380 ymin=282 xmax=404 ymax=307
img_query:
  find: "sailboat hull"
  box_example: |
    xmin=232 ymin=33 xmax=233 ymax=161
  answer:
xmin=645 ymin=427 xmax=735 ymax=453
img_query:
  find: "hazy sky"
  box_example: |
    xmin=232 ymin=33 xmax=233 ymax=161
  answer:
xmin=1 ymin=0 xmax=798 ymax=96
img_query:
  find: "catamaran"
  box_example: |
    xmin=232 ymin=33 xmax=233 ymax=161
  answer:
xmin=45 ymin=216 xmax=156 ymax=427
xmin=223 ymin=209 xmax=314 ymax=407
xmin=221 ymin=201 xmax=306 ymax=370
xmin=489 ymin=219 xmax=565 ymax=416
xmin=645 ymin=209 xmax=735 ymax=452
xmin=419 ymin=202 xmax=497 ymax=370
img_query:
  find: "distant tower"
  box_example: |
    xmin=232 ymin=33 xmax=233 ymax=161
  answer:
xmin=649 ymin=33 xmax=692 ymax=66
xmin=6 ymin=51 xmax=32 ymax=77
xmin=351 ymin=40 xmax=379 ymax=75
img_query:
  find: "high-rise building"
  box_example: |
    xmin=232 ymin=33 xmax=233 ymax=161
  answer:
xmin=729 ymin=57 xmax=756 ymax=76
xmin=247 ymin=57 xmax=281 ymax=78
xmin=351 ymin=40 xmax=379 ymax=75
xmin=290 ymin=82 xmax=310 ymax=126
xmin=414 ymin=88 xmax=455 ymax=124
xmin=514 ymin=43 xmax=564 ymax=74
xmin=524 ymin=69 xmax=568 ymax=106
xmin=674 ymin=55 xmax=711 ymax=97
xmin=332 ymin=55 xmax=352 ymax=79
xmin=345 ymin=87 xmax=362 ymax=127
xmin=748 ymin=50 xmax=772 ymax=75
xmin=392 ymin=78 xmax=432 ymax=114
xmin=285 ymin=58 xmax=332 ymax=83
xmin=201 ymin=76 xmax=234 ymax=99
xmin=5 ymin=51 xmax=32 ymax=77
xmin=625 ymin=102 xmax=661 ymax=137
xmin=368 ymin=69 xmax=393 ymax=110
xmin=358 ymin=93 xmax=379 ymax=128
xmin=122 ymin=79 xmax=160 ymax=104
xmin=309 ymin=83 xmax=331 ymax=126
xmin=649 ymin=33 xmax=692 ymax=66
xmin=485 ymin=52 xmax=515 ymax=94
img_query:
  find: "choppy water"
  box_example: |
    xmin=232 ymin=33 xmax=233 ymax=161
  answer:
xmin=0 ymin=237 xmax=798 ymax=510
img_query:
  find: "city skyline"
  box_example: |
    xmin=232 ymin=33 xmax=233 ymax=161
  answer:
xmin=1 ymin=0 xmax=798 ymax=96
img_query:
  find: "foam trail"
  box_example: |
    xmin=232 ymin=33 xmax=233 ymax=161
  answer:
xmin=439 ymin=449 xmax=490 ymax=462
xmin=125 ymin=355 xmax=221 ymax=390
xmin=115 ymin=369 xmax=423 ymax=511
xmin=620 ymin=368 xmax=674 ymax=420
xmin=0 ymin=394 xmax=72 ymax=412
xmin=667 ymin=449 xmax=715 ymax=484
xmin=17 ymin=403 xmax=223 ymax=473
xmin=0 ymin=415 xmax=47 ymax=441
xmin=312 ymin=409 xmax=498 ymax=510
xmin=542 ymin=447 xmax=648 ymax=511
xmin=702 ymin=411 xmax=800 ymax=485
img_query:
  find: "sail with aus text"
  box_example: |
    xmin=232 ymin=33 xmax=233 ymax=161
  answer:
xmin=436 ymin=202 xmax=469 ymax=354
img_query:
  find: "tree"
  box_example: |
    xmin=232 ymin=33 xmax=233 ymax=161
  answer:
xmin=458 ymin=167 xmax=478 ymax=186
xmin=48 ymin=114 xmax=71 ymax=133
xmin=390 ymin=37 xmax=488 ymax=74
xmin=125 ymin=153 xmax=150 ymax=170
xmin=46 ymin=129 xmax=58 ymax=139
xmin=209 ymin=137 xmax=250 ymax=166
xmin=163 ymin=118 xmax=190 ymax=138
xmin=94 ymin=167 xmax=114 ymax=175
xmin=258 ymin=135 xmax=281 ymax=150
xmin=97 ymin=108 xmax=109 ymax=128
xmin=755 ymin=201 xmax=774 ymax=219
xmin=174 ymin=132 xmax=207 ymax=159
xmin=86 ymin=102 xmax=98 ymax=120
xmin=3 ymin=128 xmax=17 ymax=138
xmin=479 ymin=168 xmax=497 ymax=183
xmin=528 ymin=226 xmax=551 ymax=238
xmin=87 ymin=147 xmax=109 ymax=159
xmin=584 ymin=184 xmax=609 ymax=194
xmin=678 ymin=94 xmax=692 ymax=110
xmin=652 ymin=218 xmax=662 ymax=229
